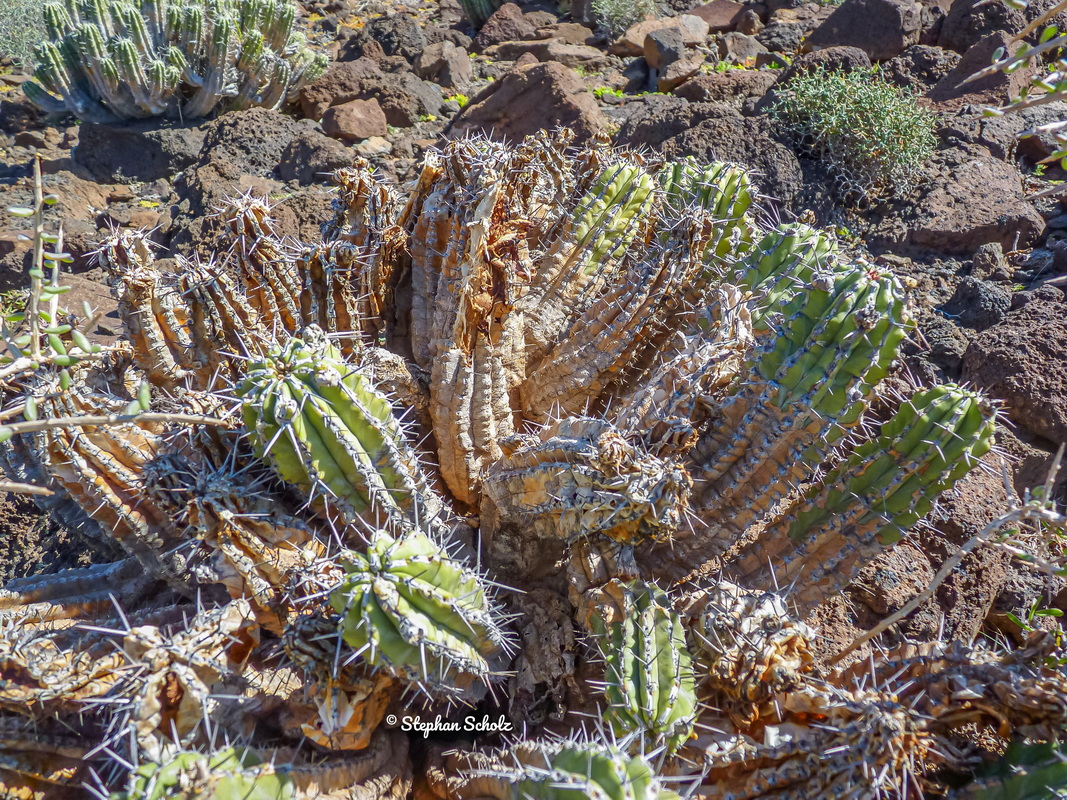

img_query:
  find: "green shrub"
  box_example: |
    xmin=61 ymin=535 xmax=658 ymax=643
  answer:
xmin=592 ymin=0 xmax=658 ymax=38
xmin=770 ymin=65 xmax=937 ymax=202
xmin=0 ymin=0 xmax=48 ymax=69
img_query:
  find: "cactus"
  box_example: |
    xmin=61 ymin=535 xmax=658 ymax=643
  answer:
xmin=590 ymin=581 xmax=697 ymax=755
xmin=482 ymin=417 xmax=693 ymax=545
xmin=457 ymin=0 xmax=503 ymax=27
xmin=685 ymin=232 xmax=913 ymax=551
xmin=236 ymin=326 xmax=443 ymax=531
xmin=328 ymin=528 xmax=512 ymax=698
xmin=116 ymin=747 xmax=294 ymax=800
xmin=681 ymin=581 xmax=813 ymax=726
xmin=1 ymin=132 xmax=1053 ymax=800
xmin=24 ymin=0 xmax=328 ymax=122
xmin=729 ymin=384 xmax=997 ymax=611
xmin=445 ymin=741 xmax=681 ymax=800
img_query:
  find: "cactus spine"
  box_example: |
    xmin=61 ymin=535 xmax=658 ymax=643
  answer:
xmin=25 ymin=0 xmax=328 ymax=121
xmin=328 ymin=529 xmax=512 ymax=698
xmin=236 ymin=326 xmax=442 ymax=530
xmin=592 ymin=581 xmax=697 ymax=754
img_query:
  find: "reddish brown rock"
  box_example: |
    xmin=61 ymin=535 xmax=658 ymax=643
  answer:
xmin=299 ymin=58 xmax=385 ymax=121
xmin=489 ymin=39 xmax=610 ymax=69
xmin=657 ymin=56 xmax=705 ymax=92
xmin=534 ymin=22 xmax=597 ymax=45
xmin=962 ymin=300 xmax=1067 ymax=445
xmin=448 ymin=62 xmax=607 ymax=143
xmin=322 ymin=98 xmax=389 ymax=143
xmin=689 ymin=0 xmax=746 ymax=32
xmin=673 ymin=69 xmax=779 ymax=103
xmin=610 ymin=15 xmax=710 ymax=56
xmin=474 ymin=3 xmax=537 ymax=52
xmin=904 ymin=144 xmax=1043 ymax=255
xmin=927 ymin=31 xmax=1036 ymax=111
xmin=803 ymin=0 xmax=921 ymax=61
xmin=413 ymin=40 xmax=472 ymax=89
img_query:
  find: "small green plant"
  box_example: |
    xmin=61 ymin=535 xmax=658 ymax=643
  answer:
xmin=445 ymin=92 xmax=470 ymax=108
xmin=591 ymin=0 xmax=658 ymax=38
xmin=770 ymin=65 xmax=937 ymax=202
xmin=0 ymin=0 xmax=48 ymax=69
xmin=593 ymin=86 xmax=625 ymax=99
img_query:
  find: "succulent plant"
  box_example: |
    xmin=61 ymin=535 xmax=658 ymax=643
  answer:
xmin=590 ymin=580 xmax=697 ymax=754
xmin=24 ymin=0 xmax=328 ymax=122
xmin=115 ymin=747 xmax=294 ymax=800
xmin=236 ymin=326 xmax=443 ymax=531
xmin=729 ymin=384 xmax=997 ymax=610
xmin=2 ymin=132 xmax=1057 ymax=800
xmin=443 ymin=741 xmax=681 ymax=800
xmin=328 ymin=528 xmax=512 ymax=698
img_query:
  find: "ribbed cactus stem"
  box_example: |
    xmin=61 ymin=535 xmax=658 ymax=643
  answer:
xmin=592 ymin=581 xmax=697 ymax=755
xmin=730 ymin=385 xmax=996 ymax=611
xmin=117 ymin=747 xmax=294 ymax=800
xmin=236 ymin=326 xmax=443 ymax=531
xmin=328 ymin=529 xmax=512 ymax=698
xmin=458 ymin=0 xmax=503 ymax=28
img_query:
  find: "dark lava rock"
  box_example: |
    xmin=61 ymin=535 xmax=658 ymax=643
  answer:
xmin=940 ymin=276 xmax=1011 ymax=331
xmin=962 ymin=299 xmax=1067 ymax=445
xmin=73 ymin=120 xmax=206 ymax=183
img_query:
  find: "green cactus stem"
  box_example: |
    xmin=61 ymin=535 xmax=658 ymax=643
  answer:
xmin=327 ymin=528 xmax=512 ymax=699
xmin=115 ymin=747 xmax=294 ymax=800
xmin=591 ymin=581 xmax=697 ymax=755
xmin=688 ymin=230 xmax=912 ymax=544
xmin=729 ymin=384 xmax=996 ymax=611
xmin=236 ymin=326 xmax=442 ymax=531
xmin=458 ymin=741 xmax=681 ymax=800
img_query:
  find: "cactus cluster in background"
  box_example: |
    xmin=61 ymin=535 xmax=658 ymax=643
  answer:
xmin=23 ymin=0 xmax=328 ymax=122
xmin=0 ymin=132 xmax=1063 ymax=800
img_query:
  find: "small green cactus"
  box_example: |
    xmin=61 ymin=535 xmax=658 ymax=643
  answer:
xmin=115 ymin=747 xmax=294 ymax=800
xmin=328 ymin=528 xmax=512 ymax=698
xmin=592 ymin=581 xmax=697 ymax=755
xmin=566 ymin=162 xmax=657 ymax=276
xmin=24 ymin=0 xmax=328 ymax=122
xmin=236 ymin=326 xmax=442 ymax=530
xmin=690 ymin=230 xmax=912 ymax=543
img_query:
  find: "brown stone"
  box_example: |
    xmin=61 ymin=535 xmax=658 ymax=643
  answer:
xmin=322 ymin=98 xmax=389 ymax=143
xmin=927 ymin=31 xmax=1036 ymax=111
xmin=610 ymin=15 xmax=710 ymax=56
xmin=803 ymin=0 xmax=921 ymax=61
xmin=904 ymin=144 xmax=1043 ymax=255
xmin=299 ymin=58 xmax=384 ymax=121
xmin=689 ymin=0 xmax=746 ymax=32
xmin=962 ymin=300 xmax=1067 ymax=445
xmin=449 ymin=62 xmax=607 ymax=143
xmin=674 ymin=69 xmax=779 ymax=103
xmin=658 ymin=56 xmax=705 ymax=92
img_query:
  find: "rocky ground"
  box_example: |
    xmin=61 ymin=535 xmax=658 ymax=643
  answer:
xmin=1 ymin=0 xmax=1066 ymax=696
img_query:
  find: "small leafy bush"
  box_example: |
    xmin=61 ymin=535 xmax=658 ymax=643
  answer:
xmin=592 ymin=0 xmax=658 ymax=38
xmin=770 ymin=65 xmax=937 ymax=202
xmin=0 ymin=0 xmax=48 ymax=69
